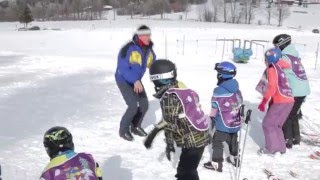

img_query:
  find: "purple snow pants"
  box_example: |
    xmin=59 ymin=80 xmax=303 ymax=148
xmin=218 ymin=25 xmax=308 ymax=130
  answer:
xmin=262 ymin=102 xmax=294 ymax=153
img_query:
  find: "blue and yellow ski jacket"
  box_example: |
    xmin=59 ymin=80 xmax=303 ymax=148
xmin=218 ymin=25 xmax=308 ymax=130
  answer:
xmin=115 ymin=35 xmax=156 ymax=84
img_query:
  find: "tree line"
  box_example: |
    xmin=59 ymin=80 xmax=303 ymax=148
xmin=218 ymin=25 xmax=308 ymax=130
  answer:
xmin=200 ymin=0 xmax=291 ymax=27
xmin=0 ymin=0 xmax=291 ymax=27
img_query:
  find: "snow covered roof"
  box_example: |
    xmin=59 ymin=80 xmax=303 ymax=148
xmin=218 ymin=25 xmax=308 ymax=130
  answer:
xmin=103 ymin=5 xmax=113 ymax=10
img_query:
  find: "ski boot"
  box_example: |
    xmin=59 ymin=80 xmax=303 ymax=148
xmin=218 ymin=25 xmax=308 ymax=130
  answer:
xmin=286 ymin=139 xmax=293 ymax=149
xmin=203 ymin=161 xmax=223 ymax=172
xmin=226 ymin=156 xmax=240 ymax=167
xmin=120 ymin=131 xmax=134 ymax=141
xmin=131 ymin=126 xmax=148 ymax=137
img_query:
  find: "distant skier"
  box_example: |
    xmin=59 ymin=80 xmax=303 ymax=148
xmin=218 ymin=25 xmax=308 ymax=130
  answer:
xmin=41 ymin=126 xmax=102 ymax=180
xmin=115 ymin=25 xmax=156 ymax=141
xmin=203 ymin=62 xmax=243 ymax=172
xmin=144 ymin=59 xmax=210 ymax=180
xmin=273 ymin=34 xmax=311 ymax=148
xmin=256 ymin=48 xmax=294 ymax=155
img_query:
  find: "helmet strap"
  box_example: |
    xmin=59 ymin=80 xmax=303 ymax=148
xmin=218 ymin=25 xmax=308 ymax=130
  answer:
xmin=153 ymin=80 xmax=177 ymax=99
xmin=217 ymin=75 xmax=232 ymax=85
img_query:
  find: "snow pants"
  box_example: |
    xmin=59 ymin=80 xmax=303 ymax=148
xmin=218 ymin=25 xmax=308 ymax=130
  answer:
xmin=282 ymin=96 xmax=306 ymax=144
xmin=263 ymin=102 xmax=294 ymax=153
xmin=211 ymin=130 xmax=238 ymax=162
xmin=176 ymin=147 xmax=205 ymax=180
xmin=116 ymin=81 xmax=149 ymax=135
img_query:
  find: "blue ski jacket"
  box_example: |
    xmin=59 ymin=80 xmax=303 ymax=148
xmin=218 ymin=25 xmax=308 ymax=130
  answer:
xmin=115 ymin=35 xmax=156 ymax=84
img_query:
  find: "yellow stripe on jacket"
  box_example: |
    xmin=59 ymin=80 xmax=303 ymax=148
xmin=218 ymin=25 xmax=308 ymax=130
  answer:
xmin=129 ymin=51 xmax=142 ymax=66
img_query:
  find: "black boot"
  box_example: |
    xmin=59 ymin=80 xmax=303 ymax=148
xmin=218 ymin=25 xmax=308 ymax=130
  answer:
xmin=286 ymin=139 xmax=293 ymax=149
xmin=293 ymin=138 xmax=300 ymax=145
xmin=226 ymin=156 xmax=240 ymax=167
xmin=120 ymin=131 xmax=134 ymax=141
xmin=131 ymin=126 xmax=148 ymax=137
xmin=203 ymin=161 xmax=223 ymax=172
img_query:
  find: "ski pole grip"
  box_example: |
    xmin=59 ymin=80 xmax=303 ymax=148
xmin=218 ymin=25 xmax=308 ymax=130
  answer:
xmin=245 ymin=109 xmax=252 ymax=124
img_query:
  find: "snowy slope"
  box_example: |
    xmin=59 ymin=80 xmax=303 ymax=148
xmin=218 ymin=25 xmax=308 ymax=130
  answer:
xmin=0 ymin=20 xmax=320 ymax=180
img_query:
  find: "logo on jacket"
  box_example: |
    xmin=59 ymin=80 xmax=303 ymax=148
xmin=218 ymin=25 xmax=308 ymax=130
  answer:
xmin=53 ymin=158 xmax=95 ymax=180
xmin=187 ymin=96 xmax=193 ymax=103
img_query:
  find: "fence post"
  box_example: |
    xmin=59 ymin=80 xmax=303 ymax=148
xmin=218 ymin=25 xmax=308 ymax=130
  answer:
xmin=222 ymin=38 xmax=226 ymax=61
xmin=182 ymin=35 xmax=185 ymax=56
xmin=255 ymin=44 xmax=258 ymax=59
xmin=196 ymin=40 xmax=199 ymax=54
xmin=177 ymin=39 xmax=179 ymax=54
xmin=316 ymin=42 xmax=319 ymax=70
xmin=165 ymin=34 xmax=168 ymax=59
xmin=215 ymin=35 xmax=218 ymax=54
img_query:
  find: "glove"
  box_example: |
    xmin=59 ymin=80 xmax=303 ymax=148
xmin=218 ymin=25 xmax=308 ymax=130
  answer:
xmin=165 ymin=143 xmax=175 ymax=161
xmin=258 ymin=98 xmax=268 ymax=112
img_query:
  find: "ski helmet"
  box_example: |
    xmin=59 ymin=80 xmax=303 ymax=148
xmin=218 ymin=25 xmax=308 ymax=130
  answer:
xmin=149 ymin=59 xmax=177 ymax=91
xmin=215 ymin=61 xmax=237 ymax=79
xmin=273 ymin=34 xmax=291 ymax=50
xmin=43 ymin=126 xmax=74 ymax=159
xmin=265 ymin=48 xmax=282 ymax=64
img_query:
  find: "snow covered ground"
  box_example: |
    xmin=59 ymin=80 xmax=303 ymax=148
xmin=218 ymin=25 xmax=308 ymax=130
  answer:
xmin=0 ymin=19 xmax=320 ymax=180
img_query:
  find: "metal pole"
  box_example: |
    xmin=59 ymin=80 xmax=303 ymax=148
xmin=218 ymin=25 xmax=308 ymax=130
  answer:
xmin=235 ymin=105 xmax=245 ymax=180
xmin=215 ymin=35 xmax=218 ymax=54
xmin=235 ymin=125 xmax=242 ymax=180
xmin=237 ymin=110 xmax=252 ymax=180
xmin=165 ymin=34 xmax=168 ymax=59
xmin=177 ymin=39 xmax=179 ymax=55
xmin=315 ymin=42 xmax=319 ymax=70
xmin=222 ymin=38 xmax=226 ymax=61
xmin=182 ymin=35 xmax=185 ymax=56
xmin=196 ymin=40 xmax=199 ymax=54
xmin=255 ymin=44 xmax=258 ymax=59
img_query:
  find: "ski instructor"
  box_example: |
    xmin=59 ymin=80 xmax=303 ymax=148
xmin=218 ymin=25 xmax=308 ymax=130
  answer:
xmin=115 ymin=25 xmax=156 ymax=141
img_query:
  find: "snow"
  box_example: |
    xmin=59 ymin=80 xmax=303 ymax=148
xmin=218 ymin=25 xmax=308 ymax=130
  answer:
xmin=0 ymin=11 xmax=320 ymax=180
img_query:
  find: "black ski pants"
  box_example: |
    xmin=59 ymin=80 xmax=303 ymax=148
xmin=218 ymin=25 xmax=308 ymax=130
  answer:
xmin=282 ymin=96 xmax=306 ymax=143
xmin=211 ymin=130 xmax=238 ymax=162
xmin=176 ymin=147 xmax=205 ymax=180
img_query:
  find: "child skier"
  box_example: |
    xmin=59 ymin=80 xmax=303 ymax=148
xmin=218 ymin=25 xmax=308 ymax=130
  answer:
xmin=256 ymin=48 xmax=294 ymax=155
xmin=144 ymin=59 xmax=210 ymax=180
xmin=203 ymin=61 xmax=243 ymax=172
xmin=273 ymin=34 xmax=311 ymax=148
xmin=40 ymin=126 xmax=102 ymax=180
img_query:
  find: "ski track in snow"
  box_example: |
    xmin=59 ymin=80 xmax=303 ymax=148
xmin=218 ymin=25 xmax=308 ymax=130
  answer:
xmin=0 ymin=20 xmax=320 ymax=180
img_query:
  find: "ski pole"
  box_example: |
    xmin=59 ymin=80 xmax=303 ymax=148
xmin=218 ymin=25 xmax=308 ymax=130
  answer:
xmin=235 ymin=105 xmax=245 ymax=179
xmin=237 ymin=109 xmax=252 ymax=180
xmin=0 ymin=164 xmax=2 ymax=180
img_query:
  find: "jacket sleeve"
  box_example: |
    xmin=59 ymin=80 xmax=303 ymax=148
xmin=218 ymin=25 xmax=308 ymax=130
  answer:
xmin=117 ymin=46 xmax=142 ymax=84
xmin=95 ymin=162 xmax=103 ymax=180
xmin=210 ymin=88 xmax=220 ymax=118
xmin=147 ymin=50 xmax=156 ymax=69
xmin=209 ymin=101 xmax=219 ymax=118
xmin=164 ymin=130 xmax=174 ymax=146
xmin=263 ymin=67 xmax=277 ymax=100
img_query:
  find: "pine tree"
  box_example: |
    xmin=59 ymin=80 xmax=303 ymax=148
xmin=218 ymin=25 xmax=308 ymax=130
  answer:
xmin=19 ymin=5 xmax=34 ymax=28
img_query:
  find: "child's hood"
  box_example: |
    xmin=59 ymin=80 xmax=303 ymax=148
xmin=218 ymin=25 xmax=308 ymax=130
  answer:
xmin=215 ymin=79 xmax=239 ymax=94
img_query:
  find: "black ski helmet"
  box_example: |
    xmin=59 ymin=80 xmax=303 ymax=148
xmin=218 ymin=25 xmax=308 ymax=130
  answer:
xmin=273 ymin=34 xmax=291 ymax=50
xmin=149 ymin=59 xmax=177 ymax=91
xmin=43 ymin=126 xmax=74 ymax=159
